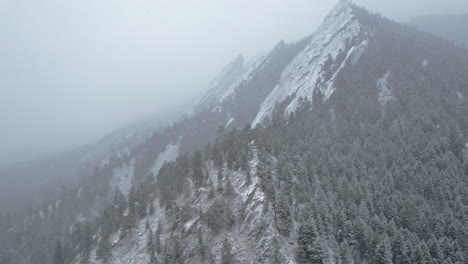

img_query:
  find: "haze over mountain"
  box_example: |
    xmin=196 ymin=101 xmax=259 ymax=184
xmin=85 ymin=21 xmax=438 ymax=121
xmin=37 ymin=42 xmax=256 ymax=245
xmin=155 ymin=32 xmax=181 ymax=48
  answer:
xmin=2 ymin=0 xmax=468 ymax=167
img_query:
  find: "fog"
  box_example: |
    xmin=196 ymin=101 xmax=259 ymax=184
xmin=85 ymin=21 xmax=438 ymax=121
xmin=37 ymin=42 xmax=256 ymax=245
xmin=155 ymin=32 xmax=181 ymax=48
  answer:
xmin=1 ymin=0 xmax=467 ymax=166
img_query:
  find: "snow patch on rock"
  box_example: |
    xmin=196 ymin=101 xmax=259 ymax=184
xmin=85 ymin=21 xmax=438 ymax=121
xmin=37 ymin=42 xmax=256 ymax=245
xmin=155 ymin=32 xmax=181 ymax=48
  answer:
xmin=253 ymin=2 xmax=367 ymax=126
xmin=377 ymin=70 xmax=395 ymax=106
xmin=199 ymin=55 xmax=245 ymax=109
xmin=110 ymin=160 xmax=134 ymax=196
xmin=151 ymin=143 xmax=180 ymax=175
xmin=225 ymin=117 xmax=234 ymax=127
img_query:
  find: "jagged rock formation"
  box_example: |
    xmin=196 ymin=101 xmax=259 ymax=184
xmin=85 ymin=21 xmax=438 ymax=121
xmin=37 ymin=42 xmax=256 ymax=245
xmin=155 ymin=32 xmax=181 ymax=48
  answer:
xmin=197 ymin=55 xmax=246 ymax=111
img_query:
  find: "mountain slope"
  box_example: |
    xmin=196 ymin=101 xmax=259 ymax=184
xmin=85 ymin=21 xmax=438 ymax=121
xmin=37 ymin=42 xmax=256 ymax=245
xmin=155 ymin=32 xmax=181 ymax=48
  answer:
xmin=0 ymin=110 xmax=179 ymax=212
xmin=73 ymin=2 xmax=468 ymax=263
xmin=2 ymin=2 xmax=468 ymax=264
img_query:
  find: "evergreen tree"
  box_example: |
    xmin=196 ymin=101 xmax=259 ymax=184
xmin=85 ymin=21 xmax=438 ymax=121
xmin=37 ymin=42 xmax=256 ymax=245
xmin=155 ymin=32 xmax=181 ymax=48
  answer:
xmin=197 ymin=228 xmax=207 ymax=261
xmin=138 ymin=193 xmax=148 ymax=218
xmin=340 ymin=239 xmax=354 ymax=264
xmin=54 ymin=241 xmax=64 ymax=264
xmin=221 ymin=239 xmax=236 ymax=264
xmin=217 ymin=166 xmax=224 ymax=193
xmin=147 ymin=231 xmax=156 ymax=263
xmin=224 ymin=177 xmax=235 ymax=196
xmin=297 ymin=219 xmax=324 ymax=264
xmin=270 ymin=237 xmax=286 ymax=264
xmin=80 ymin=250 xmax=91 ymax=264
xmin=149 ymin=202 xmax=155 ymax=216
xmin=155 ymin=220 xmax=163 ymax=254
xmin=96 ymin=238 xmax=111 ymax=263
xmin=375 ymin=236 xmax=393 ymax=264
xmin=275 ymin=193 xmax=292 ymax=237
xmin=414 ymin=242 xmax=432 ymax=264
xmin=192 ymin=150 xmax=204 ymax=187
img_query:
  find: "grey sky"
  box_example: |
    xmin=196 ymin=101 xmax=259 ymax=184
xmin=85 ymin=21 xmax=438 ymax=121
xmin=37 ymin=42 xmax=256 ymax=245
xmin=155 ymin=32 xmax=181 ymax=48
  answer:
xmin=1 ymin=0 xmax=467 ymax=166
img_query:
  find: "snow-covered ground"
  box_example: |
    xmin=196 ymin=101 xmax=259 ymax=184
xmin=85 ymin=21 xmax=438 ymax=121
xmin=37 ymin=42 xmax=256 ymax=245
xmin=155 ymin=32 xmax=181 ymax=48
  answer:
xmin=151 ymin=143 xmax=180 ymax=175
xmin=110 ymin=160 xmax=135 ymax=196
xmin=108 ymin=142 xmax=179 ymax=197
xmin=377 ymin=70 xmax=394 ymax=106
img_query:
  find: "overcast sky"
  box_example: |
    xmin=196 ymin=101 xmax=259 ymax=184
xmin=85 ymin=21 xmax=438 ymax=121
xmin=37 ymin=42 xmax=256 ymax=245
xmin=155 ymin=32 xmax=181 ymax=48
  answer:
xmin=1 ymin=0 xmax=468 ymax=166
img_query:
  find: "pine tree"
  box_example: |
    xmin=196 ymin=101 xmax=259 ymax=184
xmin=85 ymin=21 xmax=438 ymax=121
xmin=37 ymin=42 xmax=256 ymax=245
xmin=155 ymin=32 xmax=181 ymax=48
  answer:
xmin=149 ymin=202 xmax=155 ymax=216
xmin=96 ymin=238 xmax=111 ymax=263
xmin=54 ymin=241 xmax=64 ymax=264
xmin=100 ymin=209 xmax=113 ymax=239
xmin=256 ymin=154 xmax=275 ymax=201
xmin=375 ymin=236 xmax=393 ymax=264
xmin=400 ymin=240 xmax=413 ymax=264
xmin=217 ymin=166 xmax=224 ymax=193
xmin=340 ymin=239 xmax=354 ymax=264
xmin=240 ymin=147 xmax=251 ymax=185
xmin=414 ymin=242 xmax=432 ymax=264
xmin=80 ymin=250 xmax=91 ymax=264
xmin=224 ymin=177 xmax=235 ymax=196
xmin=147 ymin=231 xmax=156 ymax=263
xmin=297 ymin=219 xmax=324 ymax=264
xmin=221 ymin=239 xmax=235 ymax=264
xmin=275 ymin=193 xmax=292 ymax=237
xmin=155 ymin=220 xmax=163 ymax=254
xmin=192 ymin=150 xmax=204 ymax=187
xmin=126 ymin=185 xmax=138 ymax=229
xmin=245 ymin=169 xmax=252 ymax=186
xmin=139 ymin=194 xmax=148 ymax=218
xmin=270 ymin=237 xmax=286 ymax=264
xmin=442 ymin=258 xmax=454 ymax=264
xmin=197 ymin=228 xmax=206 ymax=261
xmin=428 ymin=236 xmax=444 ymax=262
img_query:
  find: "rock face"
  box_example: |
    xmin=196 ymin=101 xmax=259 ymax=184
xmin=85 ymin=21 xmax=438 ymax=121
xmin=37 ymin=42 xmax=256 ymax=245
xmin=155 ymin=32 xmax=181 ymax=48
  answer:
xmin=197 ymin=55 xmax=246 ymax=111
xmin=253 ymin=1 xmax=368 ymax=125
xmin=195 ymin=1 xmax=370 ymax=127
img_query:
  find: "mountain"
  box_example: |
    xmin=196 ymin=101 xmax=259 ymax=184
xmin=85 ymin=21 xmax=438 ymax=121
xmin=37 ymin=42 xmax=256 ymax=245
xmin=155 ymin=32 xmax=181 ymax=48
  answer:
xmin=407 ymin=13 xmax=468 ymax=47
xmin=2 ymin=1 xmax=468 ymax=264
xmin=0 ymin=110 xmax=180 ymax=211
xmin=197 ymin=55 xmax=246 ymax=111
xmin=194 ymin=1 xmax=368 ymax=127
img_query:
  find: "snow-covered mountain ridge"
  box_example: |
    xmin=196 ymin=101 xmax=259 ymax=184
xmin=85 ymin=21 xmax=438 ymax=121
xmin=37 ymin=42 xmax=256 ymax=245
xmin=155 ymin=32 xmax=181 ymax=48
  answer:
xmin=198 ymin=55 xmax=246 ymax=110
xmin=199 ymin=1 xmax=369 ymax=126
xmin=254 ymin=1 xmax=368 ymax=125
